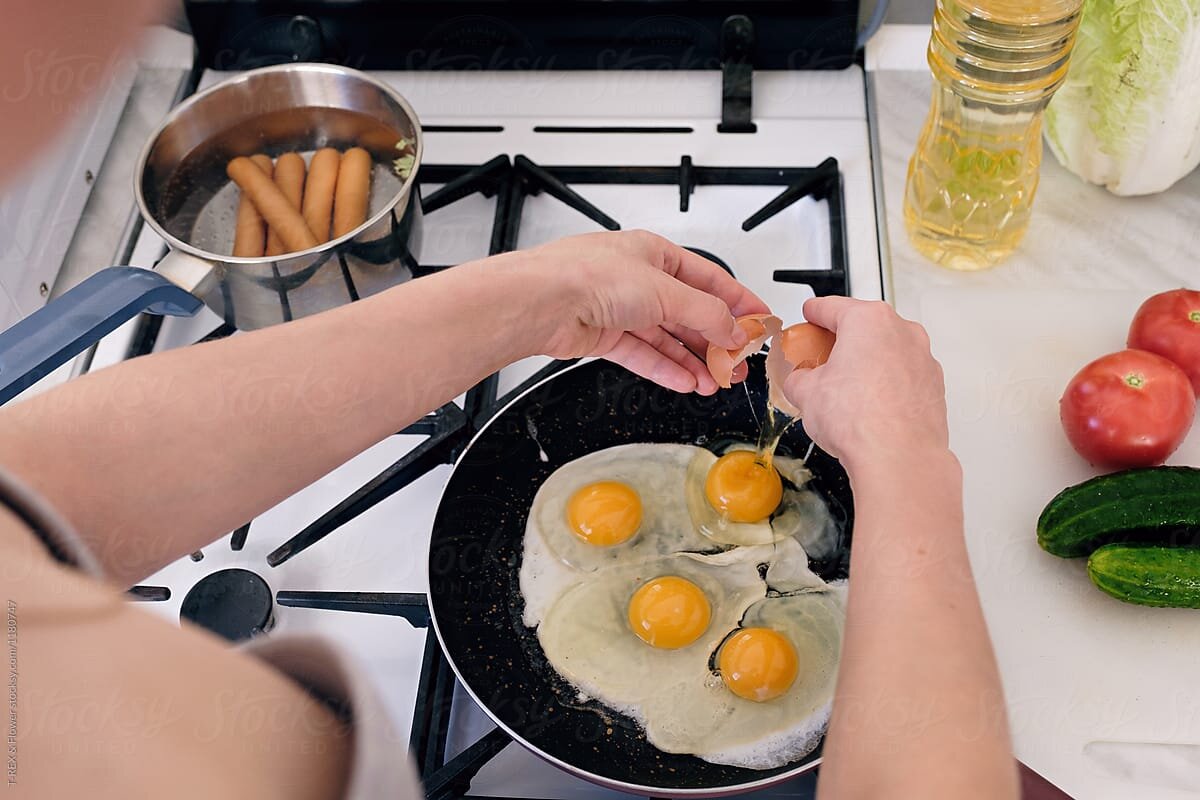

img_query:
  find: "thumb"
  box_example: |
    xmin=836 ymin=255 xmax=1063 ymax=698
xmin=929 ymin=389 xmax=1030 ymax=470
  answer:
xmin=783 ymin=366 xmax=820 ymax=419
xmin=800 ymin=295 xmax=862 ymax=332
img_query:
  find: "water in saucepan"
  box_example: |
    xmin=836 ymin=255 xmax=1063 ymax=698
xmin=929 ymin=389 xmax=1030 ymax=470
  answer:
xmin=152 ymin=106 xmax=412 ymax=255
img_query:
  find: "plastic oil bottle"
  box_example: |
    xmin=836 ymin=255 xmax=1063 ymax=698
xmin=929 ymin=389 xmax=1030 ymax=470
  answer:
xmin=903 ymin=0 xmax=1084 ymax=270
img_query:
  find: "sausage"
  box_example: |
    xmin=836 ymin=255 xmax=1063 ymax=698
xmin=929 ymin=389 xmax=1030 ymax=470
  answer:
xmin=266 ymin=152 xmax=307 ymax=256
xmin=332 ymin=147 xmax=373 ymax=238
xmin=226 ymin=156 xmax=318 ymax=253
xmin=251 ymin=154 xmax=274 ymax=175
xmin=301 ymin=148 xmax=340 ymax=244
xmin=230 ymin=154 xmax=274 ymax=257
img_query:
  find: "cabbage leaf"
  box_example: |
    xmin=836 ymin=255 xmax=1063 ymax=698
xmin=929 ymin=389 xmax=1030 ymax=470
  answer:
xmin=1045 ymin=0 xmax=1200 ymax=195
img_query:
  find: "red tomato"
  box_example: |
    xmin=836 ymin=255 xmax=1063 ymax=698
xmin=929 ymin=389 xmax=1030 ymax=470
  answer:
xmin=1128 ymin=289 xmax=1200 ymax=395
xmin=1060 ymin=349 xmax=1195 ymax=469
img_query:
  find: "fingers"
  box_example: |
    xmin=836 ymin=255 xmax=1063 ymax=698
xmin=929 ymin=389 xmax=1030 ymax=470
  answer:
xmin=633 ymin=327 xmax=720 ymax=395
xmin=605 ymin=332 xmax=699 ymax=394
xmin=662 ymin=322 xmax=751 ymax=385
xmin=802 ymin=296 xmax=894 ymax=332
xmin=782 ymin=366 xmax=819 ymax=419
xmin=660 ymin=322 xmax=709 ymax=360
xmin=667 ymin=242 xmax=772 ymax=318
xmin=652 ymin=271 xmax=745 ymax=349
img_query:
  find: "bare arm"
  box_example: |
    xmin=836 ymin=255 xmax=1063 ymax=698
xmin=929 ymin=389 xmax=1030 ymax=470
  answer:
xmin=0 ymin=231 xmax=766 ymax=585
xmin=784 ymin=298 xmax=1018 ymax=800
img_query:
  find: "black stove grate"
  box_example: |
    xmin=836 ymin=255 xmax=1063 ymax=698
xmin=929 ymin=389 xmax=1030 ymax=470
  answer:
xmin=126 ymin=151 xmax=846 ymax=799
xmin=508 ymin=154 xmax=850 ymax=297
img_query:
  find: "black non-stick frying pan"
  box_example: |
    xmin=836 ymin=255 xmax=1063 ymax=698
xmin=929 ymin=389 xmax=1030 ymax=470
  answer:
xmin=428 ymin=354 xmax=854 ymax=796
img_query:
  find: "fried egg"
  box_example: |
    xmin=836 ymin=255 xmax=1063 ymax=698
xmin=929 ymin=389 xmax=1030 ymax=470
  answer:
xmin=536 ymin=545 xmax=845 ymax=769
xmin=700 ymin=586 xmax=846 ymax=768
xmin=520 ymin=443 xmax=720 ymax=627
xmin=529 ymin=444 xmax=717 ymax=569
xmin=684 ymin=444 xmax=839 ymax=553
xmin=699 ymin=536 xmax=826 ymax=595
xmin=519 ymin=441 xmax=846 ymax=771
xmin=536 ymin=551 xmax=766 ymax=706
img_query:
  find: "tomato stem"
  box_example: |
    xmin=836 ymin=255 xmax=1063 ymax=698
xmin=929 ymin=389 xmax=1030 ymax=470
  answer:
xmin=1189 ymin=310 xmax=1200 ymax=323
xmin=1124 ymin=372 xmax=1146 ymax=389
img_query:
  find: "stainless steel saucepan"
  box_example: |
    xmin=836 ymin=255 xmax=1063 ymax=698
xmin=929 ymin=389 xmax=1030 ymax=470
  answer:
xmin=0 ymin=63 xmax=423 ymax=402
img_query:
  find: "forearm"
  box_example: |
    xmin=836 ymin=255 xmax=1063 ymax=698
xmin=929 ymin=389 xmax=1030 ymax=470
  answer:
xmin=818 ymin=449 xmax=1018 ymax=800
xmin=0 ymin=252 xmax=559 ymax=585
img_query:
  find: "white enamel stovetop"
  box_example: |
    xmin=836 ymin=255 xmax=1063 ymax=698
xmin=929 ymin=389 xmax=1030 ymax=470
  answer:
xmin=83 ymin=65 xmax=882 ymax=800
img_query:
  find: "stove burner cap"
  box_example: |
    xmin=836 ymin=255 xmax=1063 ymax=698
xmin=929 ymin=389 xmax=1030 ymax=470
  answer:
xmin=180 ymin=568 xmax=274 ymax=642
xmin=684 ymin=247 xmax=734 ymax=277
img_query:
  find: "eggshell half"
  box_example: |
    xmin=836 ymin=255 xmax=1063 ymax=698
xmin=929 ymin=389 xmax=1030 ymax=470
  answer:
xmin=766 ymin=323 xmax=835 ymax=417
xmin=705 ymin=314 xmax=782 ymax=389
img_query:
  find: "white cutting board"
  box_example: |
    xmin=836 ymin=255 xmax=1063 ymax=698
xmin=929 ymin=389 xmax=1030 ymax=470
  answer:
xmin=918 ymin=286 xmax=1200 ymax=800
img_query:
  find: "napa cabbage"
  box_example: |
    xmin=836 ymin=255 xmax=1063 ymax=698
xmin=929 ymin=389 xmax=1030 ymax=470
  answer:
xmin=1045 ymin=0 xmax=1200 ymax=195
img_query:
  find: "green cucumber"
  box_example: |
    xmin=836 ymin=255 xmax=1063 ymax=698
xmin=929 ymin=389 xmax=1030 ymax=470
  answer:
xmin=1036 ymin=466 xmax=1200 ymax=558
xmin=1087 ymin=544 xmax=1200 ymax=608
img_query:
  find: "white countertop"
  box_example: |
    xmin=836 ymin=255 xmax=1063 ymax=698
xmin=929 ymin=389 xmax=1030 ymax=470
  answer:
xmin=867 ymin=25 xmax=1200 ymax=800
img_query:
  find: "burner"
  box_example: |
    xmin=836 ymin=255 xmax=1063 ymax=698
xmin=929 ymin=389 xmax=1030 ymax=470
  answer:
xmin=180 ymin=568 xmax=274 ymax=641
xmin=684 ymin=246 xmax=734 ymax=276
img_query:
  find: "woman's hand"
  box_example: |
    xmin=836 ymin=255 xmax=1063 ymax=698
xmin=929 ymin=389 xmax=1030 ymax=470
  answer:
xmin=782 ymin=297 xmax=949 ymax=471
xmin=525 ymin=230 xmax=771 ymax=395
xmin=796 ymin=300 xmax=1019 ymax=800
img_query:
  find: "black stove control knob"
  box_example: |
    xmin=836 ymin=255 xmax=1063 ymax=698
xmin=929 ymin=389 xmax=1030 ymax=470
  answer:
xmin=717 ymin=15 xmax=757 ymax=134
xmin=287 ymin=15 xmax=323 ymax=62
xmin=210 ymin=13 xmax=331 ymax=70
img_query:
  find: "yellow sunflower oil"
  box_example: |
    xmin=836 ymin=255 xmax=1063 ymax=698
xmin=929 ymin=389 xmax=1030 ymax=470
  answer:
xmin=903 ymin=0 xmax=1083 ymax=270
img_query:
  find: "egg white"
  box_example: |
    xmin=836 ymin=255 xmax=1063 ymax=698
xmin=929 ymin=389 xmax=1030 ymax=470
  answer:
xmin=535 ymin=543 xmax=845 ymax=769
xmin=536 ymin=551 xmax=766 ymax=709
xmin=519 ymin=442 xmax=847 ymax=771
xmin=684 ymin=445 xmax=839 ymax=554
xmin=521 ymin=443 xmax=719 ymax=626
xmin=695 ymin=585 xmax=847 ymax=769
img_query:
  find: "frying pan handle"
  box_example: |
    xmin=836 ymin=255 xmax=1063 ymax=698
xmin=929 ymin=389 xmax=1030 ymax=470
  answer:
xmin=0 ymin=267 xmax=203 ymax=404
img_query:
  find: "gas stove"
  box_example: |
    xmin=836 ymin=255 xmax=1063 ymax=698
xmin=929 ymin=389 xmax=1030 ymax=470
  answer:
xmin=42 ymin=7 xmax=885 ymax=798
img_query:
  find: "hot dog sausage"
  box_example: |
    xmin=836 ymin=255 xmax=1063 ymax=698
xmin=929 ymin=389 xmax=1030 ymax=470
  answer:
xmin=231 ymin=154 xmax=274 ymax=257
xmin=332 ymin=147 xmax=373 ymax=238
xmin=226 ymin=156 xmax=318 ymax=253
xmin=265 ymin=152 xmax=306 ymax=256
xmin=301 ymin=148 xmax=340 ymax=244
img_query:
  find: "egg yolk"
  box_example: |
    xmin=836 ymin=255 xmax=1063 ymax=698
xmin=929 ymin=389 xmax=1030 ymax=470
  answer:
xmin=566 ymin=481 xmax=642 ymax=546
xmin=718 ymin=627 xmax=799 ymax=702
xmin=627 ymin=576 xmax=711 ymax=649
xmin=704 ymin=450 xmax=783 ymax=523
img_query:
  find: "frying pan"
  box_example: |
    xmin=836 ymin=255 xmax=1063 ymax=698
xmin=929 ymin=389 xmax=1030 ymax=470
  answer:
xmin=428 ymin=354 xmax=854 ymax=796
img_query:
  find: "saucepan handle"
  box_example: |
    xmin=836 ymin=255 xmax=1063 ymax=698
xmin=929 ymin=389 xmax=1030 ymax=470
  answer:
xmin=0 ymin=266 xmax=203 ymax=404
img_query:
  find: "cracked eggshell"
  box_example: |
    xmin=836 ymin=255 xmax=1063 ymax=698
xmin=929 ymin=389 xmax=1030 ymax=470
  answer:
xmin=705 ymin=314 xmax=782 ymax=389
xmin=766 ymin=323 xmax=835 ymax=418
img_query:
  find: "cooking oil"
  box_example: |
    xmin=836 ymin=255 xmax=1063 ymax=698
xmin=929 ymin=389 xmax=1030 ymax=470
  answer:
xmin=903 ymin=0 xmax=1083 ymax=271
